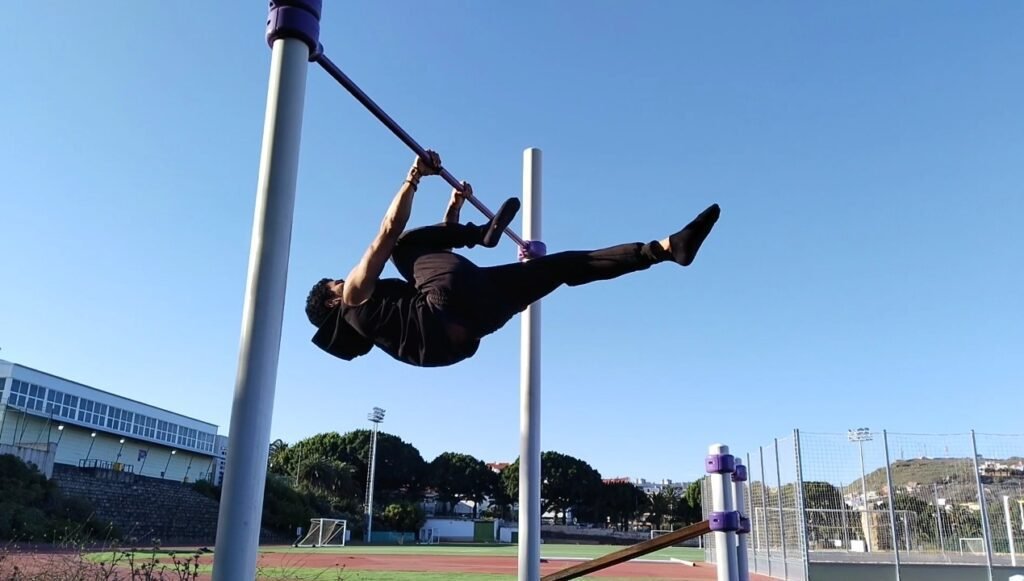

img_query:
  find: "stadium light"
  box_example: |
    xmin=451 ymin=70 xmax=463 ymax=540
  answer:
xmin=848 ymin=427 xmax=873 ymax=552
xmin=163 ymin=449 xmax=177 ymax=478
xmin=56 ymin=425 xmax=65 ymax=447
xmin=85 ymin=431 xmax=98 ymax=461
xmin=116 ymin=438 xmax=126 ymax=465
xmin=365 ymin=407 xmax=386 ymax=543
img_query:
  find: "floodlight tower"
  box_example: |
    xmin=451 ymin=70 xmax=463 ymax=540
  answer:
xmin=365 ymin=407 xmax=386 ymax=542
xmin=848 ymin=427 xmax=873 ymax=552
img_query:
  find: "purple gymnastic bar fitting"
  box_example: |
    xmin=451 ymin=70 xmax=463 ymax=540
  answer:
xmin=739 ymin=516 xmax=751 ymax=535
xmin=312 ymin=53 xmax=528 ymax=250
xmin=705 ymin=453 xmax=736 ymax=475
xmin=266 ymin=0 xmax=322 ymax=58
xmin=708 ymin=511 xmax=741 ymax=532
xmin=518 ymin=241 xmax=547 ymax=262
xmin=732 ymin=463 xmax=748 ymax=483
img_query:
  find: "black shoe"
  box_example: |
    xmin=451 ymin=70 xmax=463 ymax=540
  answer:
xmin=481 ymin=197 xmax=521 ymax=248
xmin=668 ymin=203 xmax=720 ymax=266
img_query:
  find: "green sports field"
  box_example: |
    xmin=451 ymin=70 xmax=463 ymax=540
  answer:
xmin=261 ymin=543 xmax=705 ymax=562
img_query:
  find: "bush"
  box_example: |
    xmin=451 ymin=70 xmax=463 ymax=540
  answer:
xmin=379 ymin=502 xmax=426 ymax=533
xmin=0 ymin=454 xmax=109 ymax=543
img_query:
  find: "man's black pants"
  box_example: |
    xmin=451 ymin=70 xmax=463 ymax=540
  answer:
xmin=391 ymin=223 xmax=667 ymax=338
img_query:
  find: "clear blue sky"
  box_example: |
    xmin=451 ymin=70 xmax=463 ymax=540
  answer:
xmin=2 ymin=2 xmax=1022 ymax=483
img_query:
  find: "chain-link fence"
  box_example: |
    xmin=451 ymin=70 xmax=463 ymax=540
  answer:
xmin=703 ymin=429 xmax=1024 ymax=580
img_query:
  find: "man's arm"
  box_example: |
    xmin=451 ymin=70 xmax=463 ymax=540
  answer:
xmin=342 ymin=152 xmax=441 ymax=306
xmin=442 ymin=182 xmax=471 ymax=224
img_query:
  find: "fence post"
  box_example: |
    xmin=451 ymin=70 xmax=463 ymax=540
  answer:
xmin=1005 ymin=495 xmax=1018 ymax=567
xmin=793 ymin=430 xmax=811 ymax=581
xmin=734 ymin=458 xmax=750 ymax=579
xmin=774 ymin=438 xmax=788 ymax=579
xmin=759 ymin=446 xmax=772 ymax=577
xmin=882 ymin=430 xmax=902 ymax=581
xmin=746 ymin=452 xmax=759 ymax=574
xmin=971 ymin=430 xmax=995 ymax=581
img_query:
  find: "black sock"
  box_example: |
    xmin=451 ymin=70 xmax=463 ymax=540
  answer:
xmin=668 ymin=203 xmax=720 ymax=266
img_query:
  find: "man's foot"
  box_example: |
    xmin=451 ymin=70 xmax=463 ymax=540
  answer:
xmin=481 ymin=197 xmax=521 ymax=248
xmin=667 ymin=203 xmax=720 ymax=266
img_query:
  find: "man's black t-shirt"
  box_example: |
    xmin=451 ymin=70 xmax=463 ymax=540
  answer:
xmin=339 ymin=278 xmax=480 ymax=367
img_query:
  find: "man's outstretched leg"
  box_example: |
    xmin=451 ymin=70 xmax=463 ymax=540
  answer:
xmin=468 ymin=203 xmax=721 ymax=335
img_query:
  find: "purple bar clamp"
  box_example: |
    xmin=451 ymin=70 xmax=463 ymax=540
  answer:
xmin=518 ymin=241 xmax=547 ymax=262
xmin=266 ymin=0 xmax=323 ymax=60
xmin=705 ymin=453 xmax=736 ymax=475
xmin=732 ymin=463 xmax=748 ymax=483
xmin=738 ymin=516 xmax=751 ymax=535
xmin=708 ymin=511 xmax=741 ymax=532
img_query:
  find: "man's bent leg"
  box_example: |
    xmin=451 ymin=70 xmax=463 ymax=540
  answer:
xmin=391 ymin=223 xmax=487 ymax=282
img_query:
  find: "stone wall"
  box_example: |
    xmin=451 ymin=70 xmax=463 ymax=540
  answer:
xmin=52 ymin=464 xmax=220 ymax=546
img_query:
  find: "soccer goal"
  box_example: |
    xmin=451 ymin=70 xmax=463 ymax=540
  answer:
xmin=651 ymin=528 xmax=675 ymax=540
xmin=296 ymin=518 xmax=347 ymax=547
xmin=419 ymin=527 xmax=440 ymax=545
xmin=959 ymin=537 xmax=986 ymax=556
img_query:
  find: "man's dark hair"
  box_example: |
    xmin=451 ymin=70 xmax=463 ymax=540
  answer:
xmin=305 ymin=277 xmax=336 ymax=326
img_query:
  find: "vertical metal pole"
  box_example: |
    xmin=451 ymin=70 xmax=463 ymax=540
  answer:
xmin=882 ymin=431 xmax=902 ymax=581
xmin=759 ymin=446 xmax=772 ymax=577
xmin=840 ymin=484 xmax=850 ymax=550
xmin=774 ymin=439 xmax=788 ymax=579
xmin=1003 ymin=496 xmax=1017 ymax=566
xmin=366 ymin=421 xmax=380 ymax=542
xmin=934 ymin=484 xmax=945 ymax=555
xmin=793 ymin=430 xmax=811 ymax=581
xmin=212 ymin=32 xmax=310 ymax=581
xmin=518 ymin=147 xmax=542 ymax=581
xmin=734 ymin=459 xmax=749 ymax=580
xmin=708 ymin=444 xmax=739 ymax=581
xmin=971 ymin=430 xmax=995 ymax=581
xmin=747 ymin=452 xmax=760 ymax=574
xmin=859 ymin=440 xmax=872 ymax=552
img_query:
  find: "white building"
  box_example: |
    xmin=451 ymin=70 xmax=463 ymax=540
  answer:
xmin=0 ymin=359 xmax=220 ymax=483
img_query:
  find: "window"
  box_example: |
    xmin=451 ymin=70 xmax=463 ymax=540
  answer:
xmin=145 ymin=417 xmax=156 ymax=438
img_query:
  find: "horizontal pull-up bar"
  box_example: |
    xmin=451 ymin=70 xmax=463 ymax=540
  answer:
xmin=314 ymin=53 xmax=527 ymax=249
xmin=540 ymin=520 xmax=712 ymax=581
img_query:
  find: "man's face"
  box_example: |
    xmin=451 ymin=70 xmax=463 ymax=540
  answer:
xmin=326 ymin=280 xmax=345 ymax=307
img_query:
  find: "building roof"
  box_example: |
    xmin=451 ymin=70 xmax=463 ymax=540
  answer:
xmin=0 ymin=359 xmax=217 ymax=429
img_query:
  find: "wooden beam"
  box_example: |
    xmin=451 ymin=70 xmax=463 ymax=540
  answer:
xmin=540 ymin=520 xmax=711 ymax=581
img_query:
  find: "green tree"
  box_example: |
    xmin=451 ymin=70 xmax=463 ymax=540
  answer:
xmin=592 ymin=481 xmax=650 ymax=529
xmin=380 ymin=502 xmax=427 ymax=533
xmin=672 ymin=481 xmax=703 ymax=525
xmin=429 ymin=452 xmax=494 ymax=517
xmin=275 ymin=431 xmax=428 ymax=503
xmin=297 ymin=457 xmax=357 ymax=500
xmin=503 ymin=452 xmax=603 ymax=524
xmin=648 ymin=488 xmax=679 ymax=529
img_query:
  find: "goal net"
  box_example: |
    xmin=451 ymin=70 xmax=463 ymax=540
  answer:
xmin=419 ymin=527 xmax=440 ymax=545
xmin=959 ymin=537 xmax=986 ymax=555
xmin=651 ymin=529 xmax=675 ymax=540
xmin=296 ymin=518 xmax=347 ymax=547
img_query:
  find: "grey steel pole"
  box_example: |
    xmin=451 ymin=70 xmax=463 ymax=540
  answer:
xmin=793 ymin=430 xmax=811 ymax=581
xmin=859 ymin=440 xmax=872 ymax=552
xmin=518 ymin=148 xmax=542 ymax=581
xmin=212 ymin=0 xmax=315 ymax=572
xmin=882 ymin=431 xmax=902 ymax=581
xmin=759 ymin=446 xmax=772 ymax=577
xmin=774 ymin=438 xmax=788 ymax=579
xmin=368 ymin=413 xmax=385 ymax=541
xmin=1004 ymin=496 xmax=1017 ymax=566
xmin=934 ymin=484 xmax=945 ymax=555
xmin=970 ymin=430 xmax=995 ymax=581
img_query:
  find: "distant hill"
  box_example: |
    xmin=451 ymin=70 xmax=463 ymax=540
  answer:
xmin=846 ymin=457 xmax=1024 ymax=496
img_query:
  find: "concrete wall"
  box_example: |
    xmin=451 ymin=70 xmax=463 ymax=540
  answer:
xmin=0 ymin=441 xmax=56 ymax=478
xmin=421 ymin=518 xmax=497 ymax=542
